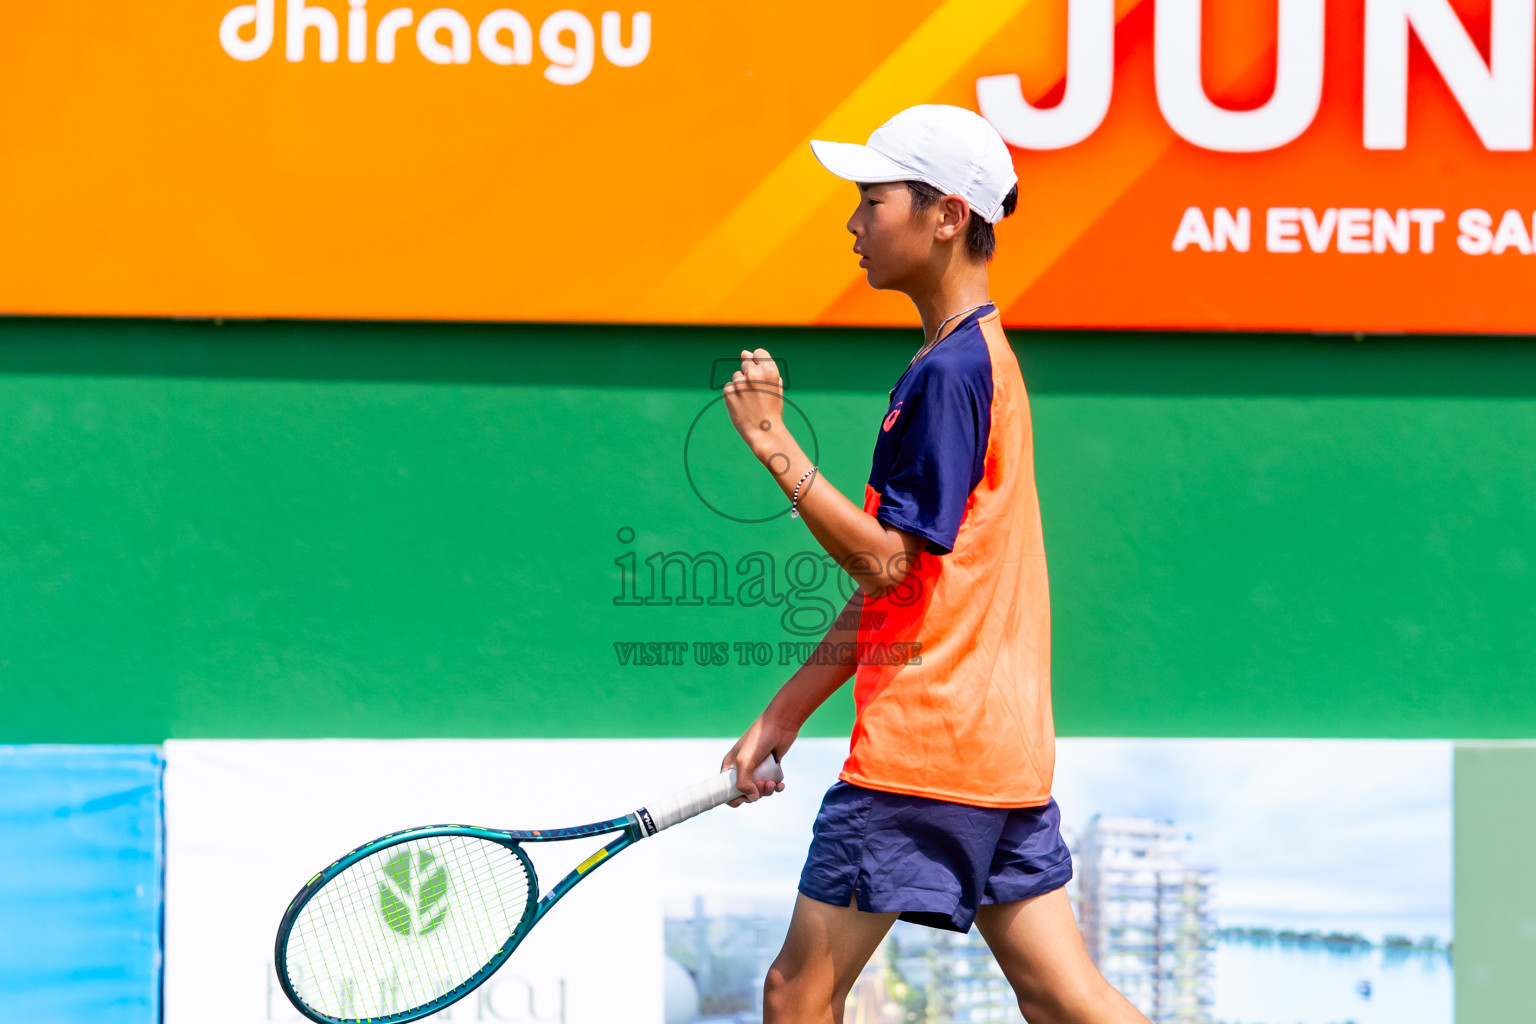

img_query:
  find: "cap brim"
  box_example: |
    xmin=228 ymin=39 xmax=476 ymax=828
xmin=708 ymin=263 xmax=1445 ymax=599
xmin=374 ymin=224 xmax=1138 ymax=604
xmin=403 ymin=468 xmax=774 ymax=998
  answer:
xmin=809 ymin=140 xmax=912 ymax=184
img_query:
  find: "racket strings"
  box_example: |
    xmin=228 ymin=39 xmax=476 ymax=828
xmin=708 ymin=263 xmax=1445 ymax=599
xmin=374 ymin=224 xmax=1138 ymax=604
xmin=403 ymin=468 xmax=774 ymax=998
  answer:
xmin=285 ymin=835 xmax=532 ymax=1020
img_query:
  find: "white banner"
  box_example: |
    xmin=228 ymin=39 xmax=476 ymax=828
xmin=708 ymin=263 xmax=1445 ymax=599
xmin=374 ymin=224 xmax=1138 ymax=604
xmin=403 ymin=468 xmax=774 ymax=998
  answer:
xmin=162 ymin=738 xmax=844 ymax=1024
xmin=163 ymin=737 xmax=1452 ymax=1024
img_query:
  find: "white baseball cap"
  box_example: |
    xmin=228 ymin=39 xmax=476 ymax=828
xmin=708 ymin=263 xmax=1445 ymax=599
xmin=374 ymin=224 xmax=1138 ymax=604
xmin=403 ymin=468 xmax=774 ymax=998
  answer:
xmin=809 ymin=104 xmax=1018 ymax=225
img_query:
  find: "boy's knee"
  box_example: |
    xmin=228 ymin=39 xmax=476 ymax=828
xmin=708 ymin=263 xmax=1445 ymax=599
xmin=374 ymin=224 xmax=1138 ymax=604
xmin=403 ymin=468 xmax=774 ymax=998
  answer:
xmin=1013 ymin=972 xmax=1126 ymax=1024
xmin=762 ymin=963 xmax=790 ymax=1010
xmin=1015 ymin=991 xmax=1054 ymax=1024
xmin=1010 ymin=979 xmax=1054 ymax=1024
xmin=762 ymin=961 xmax=837 ymax=1023
xmin=762 ymin=962 xmax=804 ymax=1019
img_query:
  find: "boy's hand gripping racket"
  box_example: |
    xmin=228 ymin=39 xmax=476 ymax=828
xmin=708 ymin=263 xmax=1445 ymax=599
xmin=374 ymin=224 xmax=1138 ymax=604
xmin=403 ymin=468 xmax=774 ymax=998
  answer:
xmin=274 ymin=755 xmax=784 ymax=1023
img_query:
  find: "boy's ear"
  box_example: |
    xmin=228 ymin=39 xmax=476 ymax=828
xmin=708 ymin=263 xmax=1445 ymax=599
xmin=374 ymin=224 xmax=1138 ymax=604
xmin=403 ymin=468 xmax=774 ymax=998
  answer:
xmin=933 ymin=195 xmax=969 ymax=243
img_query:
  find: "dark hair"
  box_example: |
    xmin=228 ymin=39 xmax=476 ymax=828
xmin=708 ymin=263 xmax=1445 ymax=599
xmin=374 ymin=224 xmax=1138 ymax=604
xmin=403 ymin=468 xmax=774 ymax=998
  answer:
xmin=904 ymin=180 xmax=1018 ymax=262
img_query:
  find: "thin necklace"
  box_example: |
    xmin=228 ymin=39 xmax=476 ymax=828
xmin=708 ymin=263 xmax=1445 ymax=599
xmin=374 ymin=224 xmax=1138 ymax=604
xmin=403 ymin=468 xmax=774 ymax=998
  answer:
xmin=906 ymin=301 xmax=992 ymax=371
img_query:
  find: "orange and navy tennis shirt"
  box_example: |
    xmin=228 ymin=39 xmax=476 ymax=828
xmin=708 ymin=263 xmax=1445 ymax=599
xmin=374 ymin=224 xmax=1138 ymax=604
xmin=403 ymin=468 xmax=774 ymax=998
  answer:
xmin=842 ymin=304 xmax=1054 ymax=809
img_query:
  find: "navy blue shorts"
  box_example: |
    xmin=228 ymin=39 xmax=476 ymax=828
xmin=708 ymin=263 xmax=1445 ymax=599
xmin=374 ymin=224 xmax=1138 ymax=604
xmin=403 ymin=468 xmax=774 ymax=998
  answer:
xmin=797 ymin=781 xmax=1073 ymax=933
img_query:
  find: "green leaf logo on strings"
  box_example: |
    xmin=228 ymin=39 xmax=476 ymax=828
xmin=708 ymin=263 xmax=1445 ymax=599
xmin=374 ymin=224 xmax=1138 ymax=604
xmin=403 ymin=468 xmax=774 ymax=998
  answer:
xmin=378 ymin=848 xmax=449 ymax=937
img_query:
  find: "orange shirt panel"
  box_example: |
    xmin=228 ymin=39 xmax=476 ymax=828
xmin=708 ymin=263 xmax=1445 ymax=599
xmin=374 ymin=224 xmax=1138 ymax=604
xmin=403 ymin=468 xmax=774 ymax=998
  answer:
xmin=840 ymin=312 xmax=1053 ymax=808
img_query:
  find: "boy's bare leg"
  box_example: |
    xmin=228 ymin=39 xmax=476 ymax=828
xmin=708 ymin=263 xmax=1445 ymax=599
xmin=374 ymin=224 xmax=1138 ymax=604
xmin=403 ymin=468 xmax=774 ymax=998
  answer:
xmin=974 ymin=887 xmax=1152 ymax=1024
xmin=763 ymin=893 xmax=899 ymax=1024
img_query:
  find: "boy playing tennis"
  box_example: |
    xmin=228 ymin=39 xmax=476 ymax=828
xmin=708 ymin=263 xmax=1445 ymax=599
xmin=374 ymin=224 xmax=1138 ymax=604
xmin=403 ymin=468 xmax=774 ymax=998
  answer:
xmin=720 ymin=105 xmax=1149 ymax=1024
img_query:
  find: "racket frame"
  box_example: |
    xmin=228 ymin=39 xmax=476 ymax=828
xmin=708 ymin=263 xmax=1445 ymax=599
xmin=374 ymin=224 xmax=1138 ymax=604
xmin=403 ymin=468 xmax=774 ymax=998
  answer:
xmin=275 ymin=755 xmax=780 ymax=1024
xmin=274 ymin=814 xmax=646 ymax=1024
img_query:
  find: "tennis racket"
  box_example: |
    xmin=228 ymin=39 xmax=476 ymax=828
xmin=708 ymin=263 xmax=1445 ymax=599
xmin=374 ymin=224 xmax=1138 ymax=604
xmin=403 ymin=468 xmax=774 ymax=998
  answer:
xmin=273 ymin=753 xmax=784 ymax=1023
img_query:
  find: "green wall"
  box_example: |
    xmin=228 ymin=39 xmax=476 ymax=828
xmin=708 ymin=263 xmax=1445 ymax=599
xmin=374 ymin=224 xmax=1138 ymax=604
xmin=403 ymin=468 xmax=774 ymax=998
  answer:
xmin=2 ymin=317 xmax=1535 ymax=742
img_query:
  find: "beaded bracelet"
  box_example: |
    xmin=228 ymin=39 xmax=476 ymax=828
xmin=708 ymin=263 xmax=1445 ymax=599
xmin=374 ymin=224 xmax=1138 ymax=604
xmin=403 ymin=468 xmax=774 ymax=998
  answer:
xmin=790 ymin=465 xmax=819 ymax=519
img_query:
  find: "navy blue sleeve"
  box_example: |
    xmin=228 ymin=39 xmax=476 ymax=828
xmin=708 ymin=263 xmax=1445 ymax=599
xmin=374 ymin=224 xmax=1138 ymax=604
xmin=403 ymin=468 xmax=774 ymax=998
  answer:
xmin=874 ymin=364 xmax=990 ymax=556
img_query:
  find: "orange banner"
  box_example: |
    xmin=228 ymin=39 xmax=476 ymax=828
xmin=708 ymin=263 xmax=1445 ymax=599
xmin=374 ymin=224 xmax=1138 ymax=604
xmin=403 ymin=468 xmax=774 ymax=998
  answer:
xmin=2 ymin=0 xmax=1533 ymax=331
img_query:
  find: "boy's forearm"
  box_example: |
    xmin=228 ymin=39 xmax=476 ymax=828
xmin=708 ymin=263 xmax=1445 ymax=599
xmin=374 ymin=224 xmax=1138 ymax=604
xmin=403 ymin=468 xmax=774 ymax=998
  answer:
xmin=723 ymin=354 xmax=925 ymax=596
xmin=749 ymin=428 xmax=910 ymax=594
xmin=762 ymin=591 xmax=865 ymax=729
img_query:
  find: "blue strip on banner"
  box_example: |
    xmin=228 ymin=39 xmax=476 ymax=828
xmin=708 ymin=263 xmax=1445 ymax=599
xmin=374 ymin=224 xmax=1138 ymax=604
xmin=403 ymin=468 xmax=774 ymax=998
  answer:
xmin=0 ymin=745 xmax=163 ymax=1024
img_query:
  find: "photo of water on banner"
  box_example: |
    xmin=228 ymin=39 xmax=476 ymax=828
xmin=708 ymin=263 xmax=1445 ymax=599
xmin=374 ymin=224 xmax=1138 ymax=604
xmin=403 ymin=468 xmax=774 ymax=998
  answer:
xmin=659 ymin=740 xmax=1451 ymax=1024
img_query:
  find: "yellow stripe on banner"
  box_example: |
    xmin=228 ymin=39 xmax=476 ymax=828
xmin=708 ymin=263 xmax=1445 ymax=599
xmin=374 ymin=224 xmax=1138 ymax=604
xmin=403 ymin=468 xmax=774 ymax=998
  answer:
xmin=632 ymin=0 xmax=1038 ymax=323
xmin=575 ymin=848 xmax=610 ymax=874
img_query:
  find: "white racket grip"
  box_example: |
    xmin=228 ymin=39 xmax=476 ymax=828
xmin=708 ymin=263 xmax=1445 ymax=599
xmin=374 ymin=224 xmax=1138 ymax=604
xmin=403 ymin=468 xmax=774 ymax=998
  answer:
xmin=634 ymin=755 xmax=784 ymax=836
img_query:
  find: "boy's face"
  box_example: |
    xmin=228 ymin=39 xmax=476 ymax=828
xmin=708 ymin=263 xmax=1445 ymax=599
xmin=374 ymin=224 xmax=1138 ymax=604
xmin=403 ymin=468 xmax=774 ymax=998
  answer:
xmin=846 ymin=182 xmax=965 ymax=292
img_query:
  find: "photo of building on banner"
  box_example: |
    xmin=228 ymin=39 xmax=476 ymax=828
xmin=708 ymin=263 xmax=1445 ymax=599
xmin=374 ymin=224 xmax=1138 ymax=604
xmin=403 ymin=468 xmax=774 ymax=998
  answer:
xmin=1 ymin=0 xmax=1533 ymax=331
xmin=660 ymin=740 xmax=1451 ymax=1024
